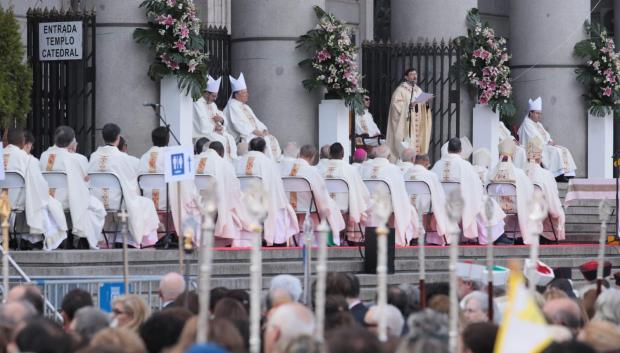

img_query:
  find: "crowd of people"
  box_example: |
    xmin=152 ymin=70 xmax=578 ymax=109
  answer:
xmin=1 ymin=266 xmax=620 ymax=353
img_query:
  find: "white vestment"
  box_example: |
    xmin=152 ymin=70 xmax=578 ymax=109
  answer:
xmin=193 ymin=98 xmax=239 ymax=160
xmin=88 ymin=145 xmax=159 ymax=246
xmin=138 ymin=146 xmax=167 ymax=210
xmin=195 ymin=149 xmax=251 ymax=244
xmin=234 ymin=151 xmax=299 ymax=245
xmin=518 ymin=117 xmax=577 ymax=177
xmin=317 ymin=159 xmax=370 ymax=224
xmin=40 ymin=146 xmax=106 ymax=249
xmin=431 ymin=153 xmax=506 ymax=243
xmin=524 ymin=162 xmax=566 ymax=241
xmin=355 ymin=109 xmax=384 ymax=146
xmin=280 ymin=158 xmax=346 ymax=244
xmin=498 ymin=122 xmax=527 ymax=169
xmin=488 ymin=159 xmax=535 ymax=243
xmin=400 ymin=162 xmax=449 ymax=242
xmin=3 ymin=145 xmax=67 ymax=249
xmin=359 ymin=158 xmax=419 ymax=245
xmin=224 ymin=98 xmax=281 ymax=159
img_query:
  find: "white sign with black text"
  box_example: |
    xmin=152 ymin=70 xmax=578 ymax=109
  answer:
xmin=39 ymin=21 xmax=83 ymax=61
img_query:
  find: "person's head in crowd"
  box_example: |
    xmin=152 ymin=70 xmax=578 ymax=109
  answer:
xmin=593 ymin=288 xmax=620 ymax=326
xmin=7 ymin=128 xmax=24 ymax=148
xmin=278 ymin=335 xmax=323 ymax=353
xmin=462 ymin=291 xmax=500 ymax=324
xmin=326 ymin=326 xmax=382 ymax=353
xmin=209 ymin=287 xmax=229 ymax=312
xmin=90 ymin=328 xmax=147 ymax=353
xmin=11 ymin=318 xmax=73 ymax=353
xmin=213 ymin=298 xmax=248 ymax=322
xmin=237 ymin=142 xmax=248 ymax=156
xmin=578 ymin=319 xmax=620 ymax=353
xmin=209 ymin=141 xmax=225 ymax=158
xmin=353 ymin=148 xmax=367 ymax=164
xmin=111 ymin=294 xmax=150 ymax=332
xmin=118 ymin=136 xmax=129 ymax=153
xmin=373 ymin=145 xmax=390 ymax=159
xmin=414 ymin=154 xmax=431 ymax=169
xmin=158 ymin=272 xmax=186 ymax=307
xmin=398 ymin=283 xmax=421 ymax=315
xmin=407 ymin=309 xmax=449 ymax=339
xmin=0 ymin=300 xmax=37 ymax=339
xmin=23 ymin=130 xmax=35 ymax=154
xmin=387 ymin=285 xmax=410 ymax=319
xmin=54 ymin=125 xmax=76 ymax=148
xmin=249 ymin=137 xmax=266 ymax=153
xmin=264 ymin=303 xmax=315 ymax=353
xmin=325 ymin=295 xmax=349 ymax=317
xmin=457 ymin=277 xmax=482 ymax=300
xmin=166 ymin=316 xmax=245 ymax=353
xmin=542 ymin=298 xmax=583 ymax=334
xmin=151 ymin=126 xmax=170 ymax=148
xmin=70 ymin=306 xmax=111 ymax=346
xmin=7 ymin=284 xmax=44 ymax=316
xmin=325 ymin=310 xmax=357 ymax=331
xmin=460 ymin=322 xmax=498 ymax=353
xmin=363 ymin=304 xmax=405 ymax=338
xmin=543 ymin=287 xmax=568 ymax=302
xmin=325 ymin=272 xmax=351 ymax=299
xmin=428 ymin=294 xmax=450 ymax=315
xmin=401 ymin=148 xmax=416 ymax=164
xmin=225 ymin=289 xmax=250 ymax=314
xmin=396 ymin=335 xmax=448 ymax=353
xmin=447 ymin=137 xmax=462 ymax=154
xmin=195 ymin=137 xmax=210 ymax=155
xmin=270 ymin=274 xmax=302 ymax=305
xmin=329 ymin=143 xmax=345 ymax=160
xmin=172 ymin=290 xmax=199 ymax=315
xmin=282 ymin=142 xmax=300 ymax=159
xmin=299 ymin=145 xmax=317 ymax=165
xmin=102 ymin=123 xmax=121 ymax=146
xmin=139 ymin=307 xmax=192 ymax=353
xmin=319 ymin=144 xmax=331 ymax=160
xmin=546 ymin=278 xmax=576 ymax=299
xmin=61 ymin=288 xmax=94 ymax=329
xmin=580 ymin=260 xmax=612 ymax=283
xmin=582 ymin=288 xmax=598 ymax=320
xmin=541 ymin=341 xmax=597 ymax=353
xmin=74 ymin=345 xmax=119 ymax=353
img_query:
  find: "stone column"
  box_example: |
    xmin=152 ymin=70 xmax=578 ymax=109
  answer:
xmin=510 ymin=0 xmax=589 ymax=176
xmin=82 ymin=0 xmax=158 ymax=155
xmin=231 ymin=0 xmax=324 ymax=147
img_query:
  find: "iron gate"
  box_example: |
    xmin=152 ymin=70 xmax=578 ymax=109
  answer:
xmin=362 ymin=40 xmax=461 ymax=161
xmin=26 ymin=8 xmax=96 ymax=157
xmin=202 ymin=25 xmax=231 ymax=109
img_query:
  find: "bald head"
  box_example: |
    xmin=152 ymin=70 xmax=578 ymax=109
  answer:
xmin=543 ymin=298 xmax=583 ymax=332
xmin=374 ymin=145 xmax=390 ymax=159
xmin=401 ymin=148 xmax=416 ymax=163
xmin=283 ymin=142 xmax=300 ymax=158
xmin=320 ymin=145 xmax=331 ymax=159
xmin=158 ymin=273 xmax=186 ymax=303
xmin=299 ymin=145 xmax=317 ymax=164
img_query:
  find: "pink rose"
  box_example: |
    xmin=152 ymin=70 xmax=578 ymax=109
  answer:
xmin=603 ymin=87 xmax=613 ymax=97
xmin=174 ymin=40 xmax=186 ymax=52
xmin=179 ymin=25 xmax=190 ymax=39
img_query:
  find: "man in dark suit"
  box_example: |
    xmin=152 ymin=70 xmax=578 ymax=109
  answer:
xmin=345 ymin=274 xmax=368 ymax=325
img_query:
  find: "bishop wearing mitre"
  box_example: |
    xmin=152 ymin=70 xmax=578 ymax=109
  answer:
xmin=524 ymin=136 xmax=565 ymax=241
xmin=193 ymin=75 xmax=238 ymax=160
xmin=224 ymin=73 xmax=282 ymax=159
xmin=498 ymin=122 xmax=527 ymax=169
xmin=518 ymin=97 xmax=577 ymax=181
xmin=386 ymin=68 xmax=433 ymax=158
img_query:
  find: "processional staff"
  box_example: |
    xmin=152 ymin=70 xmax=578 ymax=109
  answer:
xmin=314 ymin=218 xmax=330 ymax=341
xmin=597 ymin=200 xmax=612 ymax=295
xmin=527 ymin=190 xmax=548 ymax=296
xmin=0 ymin=191 xmax=10 ymax=303
xmin=302 ymin=212 xmax=313 ymax=306
xmin=483 ymin=197 xmax=495 ymax=322
xmin=197 ymin=184 xmax=218 ymax=344
xmin=445 ymin=190 xmax=464 ymax=353
xmin=118 ymin=208 xmax=130 ymax=295
xmin=416 ymin=198 xmax=427 ymax=309
xmin=372 ymin=189 xmax=392 ymax=342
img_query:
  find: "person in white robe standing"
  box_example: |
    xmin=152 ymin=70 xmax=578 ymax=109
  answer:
xmin=233 ymin=137 xmax=298 ymax=245
xmin=399 ymin=150 xmax=449 ymax=245
xmin=224 ymin=73 xmax=282 ymax=159
xmin=88 ymin=123 xmax=160 ymax=247
xmin=316 ymin=143 xmax=370 ymax=242
xmin=193 ymin=75 xmax=238 ymax=161
xmin=431 ymin=138 xmax=506 ymax=244
xmin=359 ymin=145 xmax=420 ymax=246
xmin=3 ymin=128 xmax=67 ymax=250
xmin=355 ymin=95 xmax=384 ymax=146
xmin=488 ymin=139 xmax=535 ymax=243
xmin=518 ymin=97 xmax=577 ymax=180
xmin=524 ymin=136 xmax=565 ymax=242
xmin=40 ymin=126 xmax=106 ymax=249
xmin=195 ymin=141 xmax=251 ymax=246
xmin=472 ymin=148 xmax=492 ymax=184
xmin=498 ymin=122 xmax=526 ymax=169
xmin=279 ymin=144 xmax=346 ymax=245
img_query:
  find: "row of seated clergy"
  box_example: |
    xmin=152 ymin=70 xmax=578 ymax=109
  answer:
xmin=193 ymin=73 xmax=281 ymax=160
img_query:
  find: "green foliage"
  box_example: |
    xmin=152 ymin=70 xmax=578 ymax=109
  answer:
xmin=0 ymin=6 xmax=32 ymax=128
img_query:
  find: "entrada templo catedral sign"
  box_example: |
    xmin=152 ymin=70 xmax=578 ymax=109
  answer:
xmin=38 ymin=21 xmax=83 ymax=60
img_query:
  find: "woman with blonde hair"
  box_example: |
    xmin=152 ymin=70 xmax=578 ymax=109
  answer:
xmin=165 ymin=317 xmax=245 ymax=353
xmin=111 ymin=295 xmax=150 ymax=332
xmin=90 ymin=327 xmax=147 ymax=353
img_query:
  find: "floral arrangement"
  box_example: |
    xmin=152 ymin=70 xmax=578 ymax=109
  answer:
xmin=454 ymin=8 xmax=516 ymax=119
xmin=296 ymin=6 xmax=366 ymax=114
xmin=574 ymin=21 xmax=620 ymax=117
xmin=133 ymin=0 xmax=208 ymax=100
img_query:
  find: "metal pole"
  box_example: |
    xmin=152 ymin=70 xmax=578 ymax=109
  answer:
xmin=444 ymin=190 xmax=464 ymax=353
xmin=417 ymin=201 xmax=426 ymax=309
xmin=314 ymin=220 xmax=329 ymax=341
xmin=302 ymin=212 xmax=313 ymax=306
xmin=177 ymin=181 xmax=184 ymax=273
xmin=197 ymin=209 xmax=215 ymax=343
xmin=484 ymin=198 xmax=494 ymax=322
xmin=597 ymin=201 xmax=611 ymax=295
xmin=119 ymin=208 xmax=130 ymax=295
xmin=377 ymin=224 xmax=389 ymax=342
xmin=249 ymin=224 xmax=262 ymax=353
xmin=0 ymin=191 xmax=10 ymax=303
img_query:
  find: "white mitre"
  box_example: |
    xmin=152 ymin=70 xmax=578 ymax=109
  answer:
xmin=498 ymin=138 xmax=516 ymax=158
xmin=206 ymin=75 xmax=222 ymax=93
xmin=472 ymin=148 xmax=491 ymax=168
xmin=528 ymin=96 xmax=542 ymax=111
xmin=229 ymin=73 xmax=247 ymax=92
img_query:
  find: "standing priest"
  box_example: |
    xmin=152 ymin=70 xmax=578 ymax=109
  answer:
xmin=386 ymin=68 xmax=433 ymax=158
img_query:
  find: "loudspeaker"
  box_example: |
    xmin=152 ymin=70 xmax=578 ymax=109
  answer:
xmin=364 ymin=227 xmax=395 ymax=274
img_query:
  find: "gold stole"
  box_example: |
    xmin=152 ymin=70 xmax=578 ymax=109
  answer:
xmin=98 ymin=155 xmax=110 ymax=209
xmin=245 ymin=157 xmax=256 ymax=175
xmin=148 ymin=152 xmax=160 ymax=210
xmin=197 ymin=157 xmax=207 ymax=174
xmin=46 ymin=154 xmax=57 ymax=197
xmin=288 ymin=163 xmax=301 ymax=209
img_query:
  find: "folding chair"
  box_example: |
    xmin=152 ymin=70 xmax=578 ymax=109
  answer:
xmin=486 ymin=182 xmax=519 ymax=243
xmin=363 ymin=179 xmax=394 ymax=228
xmin=533 ymin=183 xmax=559 ymax=243
xmin=0 ymin=172 xmax=27 ymax=249
xmin=195 ymin=174 xmax=215 ymax=192
xmin=440 ymin=181 xmax=460 ymax=196
xmin=42 ymin=171 xmax=73 ymax=248
xmin=405 ymin=180 xmax=437 ymax=244
xmin=138 ymin=173 xmax=171 ymax=238
xmin=325 ymin=177 xmax=364 ymax=244
xmin=238 ymin=175 xmax=263 ymax=191
xmin=281 ymin=176 xmax=320 ymax=244
xmin=88 ymin=172 xmax=125 ymax=247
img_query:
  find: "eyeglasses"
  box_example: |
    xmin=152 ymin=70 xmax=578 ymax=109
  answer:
xmin=112 ymin=308 xmax=125 ymax=316
xmin=363 ymin=98 xmax=370 ymax=101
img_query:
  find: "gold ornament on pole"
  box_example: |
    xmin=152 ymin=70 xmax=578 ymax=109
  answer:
xmin=118 ymin=207 xmax=130 ymax=295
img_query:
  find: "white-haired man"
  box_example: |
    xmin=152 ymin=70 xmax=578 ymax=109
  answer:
xmin=158 ymin=272 xmax=186 ymax=308
xmin=363 ymin=304 xmax=405 ymax=338
xmin=264 ymin=303 xmax=315 ymax=353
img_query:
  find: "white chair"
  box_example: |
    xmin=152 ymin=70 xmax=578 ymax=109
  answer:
xmin=404 ymin=180 xmax=436 ymax=242
xmin=486 ymin=182 xmax=518 ymax=242
xmin=238 ymin=175 xmax=262 ymax=191
xmin=88 ymin=172 xmax=125 ymax=246
xmin=533 ymin=183 xmax=559 ymax=243
xmin=138 ymin=173 xmax=171 ymax=238
xmin=195 ymin=174 xmax=215 ymax=192
xmin=42 ymin=171 xmax=73 ymax=248
xmin=440 ymin=181 xmax=460 ymax=196
xmin=325 ymin=178 xmax=364 ymax=244
xmin=0 ymin=171 xmax=26 ymax=248
xmin=363 ymin=179 xmax=394 ymax=231
xmin=281 ymin=176 xmax=318 ymax=215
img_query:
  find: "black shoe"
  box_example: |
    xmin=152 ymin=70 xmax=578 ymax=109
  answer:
xmin=155 ymin=233 xmax=178 ymax=249
xmin=555 ymin=175 xmax=569 ymax=183
xmin=493 ymin=233 xmax=513 ymax=245
xmin=75 ymin=238 xmax=90 ymax=249
xmin=539 ymin=236 xmax=555 ymax=245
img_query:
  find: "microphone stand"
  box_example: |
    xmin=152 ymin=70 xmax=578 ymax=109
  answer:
xmin=147 ymin=105 xmax=181 ymax=145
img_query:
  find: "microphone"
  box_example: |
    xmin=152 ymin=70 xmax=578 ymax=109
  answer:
xmin=143 ymin=102 xmax=161 ymax=108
